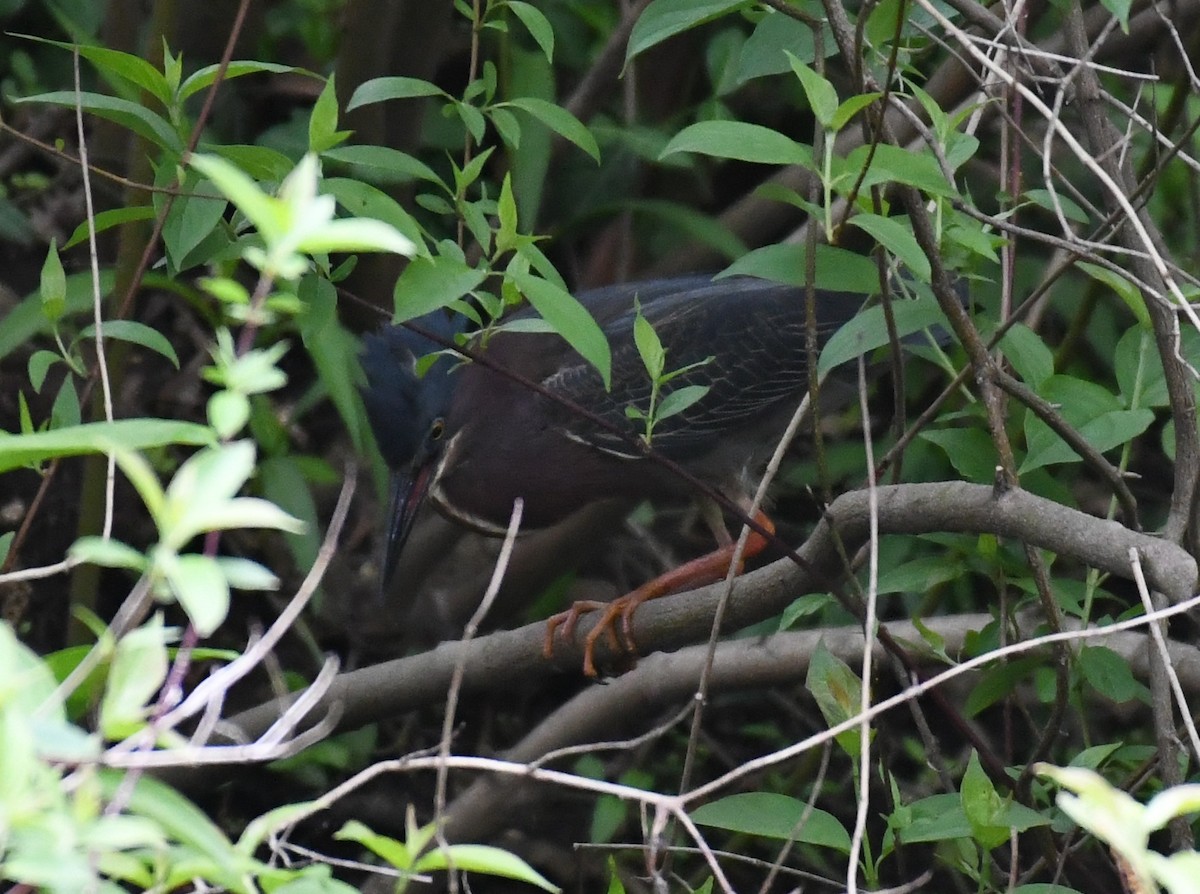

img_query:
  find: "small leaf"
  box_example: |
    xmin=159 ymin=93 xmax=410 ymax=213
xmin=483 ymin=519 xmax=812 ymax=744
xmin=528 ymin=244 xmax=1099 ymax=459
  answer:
xmin=162 ymin=552 xmax=230 ymax=636
xmin=656 ymin=384 xmax=709 ymax=420
xmin=1077 ymin=645 xmax=1148 ymax=705
xmin=999 ymin=324 xmax=1052 ymax=390
xmin=508 ymin=1 xmax=555 ymax=60
xmin=829 ymin=92 xmax=883 ymax=132
xmin=510 ymin=271 xmax=612 ymax=388
xmin=817 ymin=295 xmax=946 ymax=379
xmin=99 ymin=615 xmax=170 ymax=739
xmin=79 ymin=320 xmax=180 ymax=368
xmin=190 ymin=153 xmax=284 ymax=245
xmin=215 ymin=557 xmax=280 ymax=591
xmin=722 ymin=243 xmax=877 ymax=293
xmin=500 ymin=97 xmax=599 ymax=161
xmin=64 ymin=205 xmax=156 ymax=250
xmin=322 ymin=145 xmax=441 ymax=185
xmin=335 ymin=820 xmax=412 ymax=870
xmin=178 ymin=59 xmax=300 ymax=100
xmin=691 ymin=793 xmax=851 ymax=852
xmin=961 ymin=751 xmax=1009 ymax=849
xmin=632 ymin=302 xmax=665 ymax=381
xmin=847 ymin=213 xmax=930 ymax=281
xmin=14 ymin=90 xmax=182 ymax=152
xmin=40 ymin=239 xmax=66 ymax=323
xmin=786 ymin=54 xmax=839 ymax=128
xmin=346 ymin=76 xmax=445 ymax=110
xmin=1077 ymin=261 xmax=1149 ymax=328
xmin=660 ymin=120 xmax=812 ymax=167
xmin=626 ymin=0 xmax=751 ymax=63
xmin=69 ymin=536 xmax=148 ymax=573
xmin=806 ymin=640 xmax=865 ymax=757
xmin=393 ymin=254 xmax=488 ymax=322
xmin=309 ymin=74 xmax=350 ymax=153
xmin=0 ymin=420 xmax=215 ymax=475
xmin=414 ymin=843 xmax=560 ymax=892
xmin=495 ymin=173 xmax=520 ymax=255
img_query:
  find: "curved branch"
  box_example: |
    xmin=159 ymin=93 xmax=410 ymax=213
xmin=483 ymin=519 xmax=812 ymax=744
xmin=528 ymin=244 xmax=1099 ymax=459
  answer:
xmin=159 ymin=482 xmax=1196 ymax=794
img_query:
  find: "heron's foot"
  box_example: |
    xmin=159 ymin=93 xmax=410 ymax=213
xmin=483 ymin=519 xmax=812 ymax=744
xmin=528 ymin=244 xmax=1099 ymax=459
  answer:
xmin=543 ymin=588 xmax=654 ymax=677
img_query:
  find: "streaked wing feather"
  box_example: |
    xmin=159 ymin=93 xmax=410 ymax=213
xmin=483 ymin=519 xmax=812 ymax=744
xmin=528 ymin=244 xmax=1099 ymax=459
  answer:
xmin=541 ymin=277 xmax=862 ymax=459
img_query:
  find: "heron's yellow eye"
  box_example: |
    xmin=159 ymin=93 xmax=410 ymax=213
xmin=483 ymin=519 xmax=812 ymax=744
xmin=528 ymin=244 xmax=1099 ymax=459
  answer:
xmin=430 ymin=418 xmax=446 ymax=440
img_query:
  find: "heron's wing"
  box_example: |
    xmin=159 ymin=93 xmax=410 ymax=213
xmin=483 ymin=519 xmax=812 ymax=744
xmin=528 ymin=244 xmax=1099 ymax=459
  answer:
xmin=541 ymin=277 xmax=862 ymax=460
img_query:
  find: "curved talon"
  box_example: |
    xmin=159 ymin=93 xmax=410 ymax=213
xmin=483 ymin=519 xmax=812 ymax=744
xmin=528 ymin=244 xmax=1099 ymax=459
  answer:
xmin=543 ymin=600 xmax=609 ymax=660
xmin=544 ymin=596 xmax=642 ymax=676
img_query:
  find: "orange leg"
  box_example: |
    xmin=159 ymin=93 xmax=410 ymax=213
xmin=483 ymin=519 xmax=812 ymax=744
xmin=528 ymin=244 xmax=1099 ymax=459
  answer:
xmin=544 ymin=510 xmax=776 ymax=676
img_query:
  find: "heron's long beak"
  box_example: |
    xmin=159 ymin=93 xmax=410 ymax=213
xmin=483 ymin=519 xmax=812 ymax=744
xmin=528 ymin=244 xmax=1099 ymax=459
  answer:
xmin=380 ymin=461 xmax=436 ymax=589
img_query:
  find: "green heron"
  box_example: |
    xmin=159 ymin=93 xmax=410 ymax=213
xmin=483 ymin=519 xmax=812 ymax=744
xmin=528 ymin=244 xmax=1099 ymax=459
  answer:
xmin=362 ymin=274 xmax=867 ymax=675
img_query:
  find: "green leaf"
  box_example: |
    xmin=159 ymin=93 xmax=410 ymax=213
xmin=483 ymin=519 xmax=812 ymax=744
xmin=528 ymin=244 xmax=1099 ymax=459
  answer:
xmin=817 ymin=295 xmax=947 ymax=378
xmin=626 ymin=0 xmax=752 ymax=63
xmin=736 ymin=12 xmax=823 ymax=83
xmin=806 ymin=640 xmax=865 ymax=757
xmin=40 ymin=239 xmax=66 ymax=323
xmin=100 ymin=771 xmax=248 ymax=871
xmin=660 ymin=120 xmax=812 ymax=167
xmin=69 ymin=536 xmax=148 ymax=573
xmin=162 ymin=552 xmax=230 ymax=636
xmin=0 ymin=419 xmax=214 ymax=474
xmin=13 ymin=35 xmax=171 ymax=105
xmin=1077 ymin=261 xmax=1149 ymax=328
xmin=15 ymin=90 xmax=182 ymax=152
xmin=830 ymin=92 xmax=883 ymax=132
xmin=499 ymin=96 xmax=599 ymax=161
xmin=414 ymin=843 xmax=560 ymax=892
xmin=346 ymin=76 xmax=445 ymax=110
xmin=215 ymin=557 xmax=280 ymax=591
xmin=1115 ymin=326 xmax=1169 ymax=409
xmin=509 ymin=271 xmax=612 ymax=388
xmin=1023 ymin=188 xmax=1089 ymax=225
xmin=322 ymin=145 xmax=441 ymax=186
xmin=723 ymin=243 xmax=877 ymax=293
xmin=206 ymin=142 xmax=296 ymax=181
xmin=295 ymin=216 xmax=418 ymax=259
xmin=99 ymin=615 xmax=170 ymax=739
xmin=322 ymin=178 xmax=425 ymax=252
xmin=961 ymin=750 xmax=1010 ymax=850
xmin=495 ymin=172 xmax=520 ymax=254
xmin=393 ymin=254 xmax=487 ymax=322
xmin=178 ymin=60 xmax=302 ymax=102
xmin=786 ymin=53 xmax=838 ymax=128
xmin=207 ymin=390 xmax=250 ymax=439
xmin=508 ymin=1 xmax=554 ymax=60
xmin=844 ymin=143 xmax=958 ymax=197
xmin=64 ymin=205 xmax=156 ymax=250
xmin=874 ymin=555 xmax=965 ymax=594
xmin=1021 ymin=403 xmax=1154 ymax=474
xmin=691 ymin=793 xmax=851 ymax=852
xmin=999 ymin=323 xmax=1052 ymax=390
xmin=632 ymin=302 xmax=665 ymax=381
xmin=1078 ymin=645 xmax=1148 ymax=705
xmin=0 ymin=270 xmax=115 ymax=363
xmin=963 ymin=657 xmax=1044 ymax=717
xmin=1098 ymin=0 xmax=1131 ymax=30
xmin=79 ymin=320 xmax=180 ymax=369
xmin=847 ymin=213 xmax=930 ymax=280
xmin=309 ymin=75 xmax=350 ymax=154
xmin=657 ymin=384 xmax=708 ymax=420
xmin=30 ymin=352 xmax=58 ymax=394
xmin=335 ymin=820 xmax=412 ymax=869
xmin=190 ymin=153 xmax=285 ymax=245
